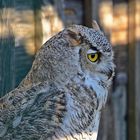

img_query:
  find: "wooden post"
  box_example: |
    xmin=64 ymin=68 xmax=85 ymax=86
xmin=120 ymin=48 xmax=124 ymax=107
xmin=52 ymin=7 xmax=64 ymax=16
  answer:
xmin=136 ymin=40 xmax=140 ymax=140
xmin=83 ymin=0 xmax=92 ymax=27
xmin=127 ymin=0 xmax=136 ymax=140
xmin=33 ymin=0 xmax=43 ymax=52
xmin=135 ymin=1 xmax=140 ymax=140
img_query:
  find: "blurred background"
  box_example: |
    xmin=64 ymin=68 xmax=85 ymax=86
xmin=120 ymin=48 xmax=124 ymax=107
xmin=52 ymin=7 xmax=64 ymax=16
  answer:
xmin=0 ymin=0 xmax=140 ymax=140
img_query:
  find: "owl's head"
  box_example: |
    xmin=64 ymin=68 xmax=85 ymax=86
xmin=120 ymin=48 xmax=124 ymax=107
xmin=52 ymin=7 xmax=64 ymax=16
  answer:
xmin=64 ymin=22 xmax=115 ymax=85
xmin=21 ymin=21 xmax=115 ymax=88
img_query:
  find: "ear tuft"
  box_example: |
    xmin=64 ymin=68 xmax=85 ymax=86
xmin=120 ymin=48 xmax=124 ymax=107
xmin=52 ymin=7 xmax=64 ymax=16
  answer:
xmin=92 ymin=20 xmax=100 ymax=30
xmin=64 ymin=27 xmax=82 ymax=46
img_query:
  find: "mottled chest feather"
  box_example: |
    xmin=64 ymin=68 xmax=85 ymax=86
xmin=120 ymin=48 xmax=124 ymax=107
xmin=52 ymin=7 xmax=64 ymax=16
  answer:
xmin=52 ymin=76 xmax=107 ymax=140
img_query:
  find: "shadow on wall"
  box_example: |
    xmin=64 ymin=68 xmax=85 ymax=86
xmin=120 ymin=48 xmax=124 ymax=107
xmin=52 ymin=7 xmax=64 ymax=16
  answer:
xmin=0 ymin=0 xmax=84 ymax=97
xmin=0 ymin=35 xmax=34 ymax=97
xmin=0 ymin=0 xmax=64 ymax=97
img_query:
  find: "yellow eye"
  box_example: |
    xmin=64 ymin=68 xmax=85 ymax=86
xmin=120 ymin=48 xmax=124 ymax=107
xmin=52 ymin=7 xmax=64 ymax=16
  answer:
xmin=87 ymin=53 xmax=99 ymax=62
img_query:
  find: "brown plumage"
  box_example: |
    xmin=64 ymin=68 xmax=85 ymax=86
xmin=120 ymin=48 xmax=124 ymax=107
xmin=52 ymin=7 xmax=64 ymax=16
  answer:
xmin=0 ymin=21 xmax=115 ymax=140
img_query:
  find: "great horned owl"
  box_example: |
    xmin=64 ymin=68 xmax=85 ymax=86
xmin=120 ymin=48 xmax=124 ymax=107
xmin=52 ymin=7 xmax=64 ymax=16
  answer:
xmin=0 ymin=21 xmax=115 ymax=140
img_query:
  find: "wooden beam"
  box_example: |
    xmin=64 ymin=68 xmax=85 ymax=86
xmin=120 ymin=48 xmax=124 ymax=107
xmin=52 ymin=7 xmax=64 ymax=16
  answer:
xmin=127 ymin=0 xmax=136 ymax=140
xmin=83 ymin=0 xmax=92 ymax=27
xmin=33 ymin=0 xmax=43 ymax=52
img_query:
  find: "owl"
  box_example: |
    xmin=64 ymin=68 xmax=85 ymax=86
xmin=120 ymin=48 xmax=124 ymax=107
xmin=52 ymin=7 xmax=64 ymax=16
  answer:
xmin=0 ymin=21 xmax=115 ymax=140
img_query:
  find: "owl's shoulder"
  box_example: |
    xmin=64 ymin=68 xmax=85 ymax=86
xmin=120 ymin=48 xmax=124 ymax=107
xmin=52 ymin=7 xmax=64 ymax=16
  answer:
xmin=0 ymin=83 xmax=67 ymax=139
